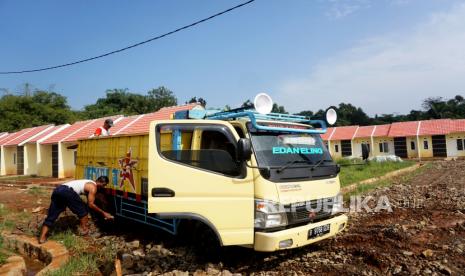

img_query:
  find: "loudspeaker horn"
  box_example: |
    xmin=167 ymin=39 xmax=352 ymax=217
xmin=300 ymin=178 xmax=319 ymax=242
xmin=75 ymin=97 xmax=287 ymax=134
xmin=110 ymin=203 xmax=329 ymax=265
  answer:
xmin=325 ymin=107 xmax=337 ymax=126
xmin=254 ymin=93 xmax=273 ymax=115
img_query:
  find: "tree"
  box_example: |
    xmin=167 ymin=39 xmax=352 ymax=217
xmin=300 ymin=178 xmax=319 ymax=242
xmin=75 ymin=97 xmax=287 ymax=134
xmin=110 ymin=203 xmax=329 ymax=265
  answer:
xmin=241 ymin=99 xmax=253 ymax=108
xmin=240 ymin=100 xmax=288 ymax=113
xmin=295 ymin=110 xmax=314 ymax=117
xmin=271 ymin=103 xmax=287 ymax=114
xmin=335 ymin=103 xmax=370 ymax=126
xmin=83 ymin=86 xmax=177 ymax=119
xmin=147 ymin=86 xmax=177 ymax=111
xmin=295 ymin=94 xmax=465 ymax=126
xmin=0 ymin=89 xmax=77 ymax=132
xmin=186 ymin=96 xmax=207 ymax=107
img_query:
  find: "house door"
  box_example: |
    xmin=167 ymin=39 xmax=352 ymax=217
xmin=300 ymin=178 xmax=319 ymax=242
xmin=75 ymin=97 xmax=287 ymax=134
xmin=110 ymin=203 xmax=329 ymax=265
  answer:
xmin=432 ymin=135 xmax=447 ymax=157
xmin=341 ymin=140 xmax=352 ymax=157
xmin=394 ymin=137 xmax=408 ymax=158
xmin=17 ymin=146 xmax=24 ymax=175
xmin=52 ymin=144 xmax=59 ymax=178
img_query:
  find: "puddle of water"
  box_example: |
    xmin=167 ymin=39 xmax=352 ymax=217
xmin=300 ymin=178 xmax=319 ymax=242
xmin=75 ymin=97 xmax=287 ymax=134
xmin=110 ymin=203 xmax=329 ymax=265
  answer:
xmin=22 ymin=255 xmax=46 ymax=276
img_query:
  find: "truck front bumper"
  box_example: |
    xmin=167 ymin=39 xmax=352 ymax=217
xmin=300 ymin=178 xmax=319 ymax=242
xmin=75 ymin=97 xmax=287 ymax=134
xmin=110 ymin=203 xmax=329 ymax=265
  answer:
xmin=254 ymin=214 xmax=348 ymax=252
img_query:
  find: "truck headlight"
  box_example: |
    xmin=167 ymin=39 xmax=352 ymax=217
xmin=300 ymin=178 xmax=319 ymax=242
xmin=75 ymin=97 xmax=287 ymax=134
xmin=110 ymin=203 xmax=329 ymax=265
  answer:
xmin=331 ymin=194 xmax=344 ymax=215
xmin=254 ymin=200 xmax=288 ymax=229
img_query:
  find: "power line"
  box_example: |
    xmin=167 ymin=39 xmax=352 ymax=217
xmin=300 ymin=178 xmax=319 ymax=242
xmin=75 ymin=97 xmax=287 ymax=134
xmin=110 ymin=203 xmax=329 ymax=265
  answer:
xmin=0 ymin=0 xmax=256 ymax=75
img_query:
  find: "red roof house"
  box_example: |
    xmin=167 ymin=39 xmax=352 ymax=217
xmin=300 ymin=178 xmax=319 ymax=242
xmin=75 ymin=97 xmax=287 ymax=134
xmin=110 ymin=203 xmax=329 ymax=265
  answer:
xmin=41 ymin=116 xmax=122 ymax=144
xmin=354 ymin=126 xmax=375 ymax=138
xmin=61 ymin=116 xmax=123 ymax=143
xmin=372 ymin=124 xmax=391 ymax=137
xmin=320 ymin=127 xmax=335 ymax=141
xmin=2 ymin=125 xmax=54 ymax=147
xmin=25 ymin=125 xmax=69 ymax=144
xmin=329 ymin=126 xmax=359 ymax=141
xmin=0 ymin=128 xmax=37 ymax=146
xmin=114 ymin=104 xmax=197 ymax=136
xmin=418 ymin=119 xmax=452 ymax=136
xmin=450 ymin=119 xmax=465 ymax=133
xmin=388 ymin=121 xmax=420 ymax=137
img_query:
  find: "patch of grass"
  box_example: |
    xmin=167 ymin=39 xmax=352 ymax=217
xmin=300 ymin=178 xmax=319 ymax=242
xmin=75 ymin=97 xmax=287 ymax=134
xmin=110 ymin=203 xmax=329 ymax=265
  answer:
xmin=0 ymin=205 xmax=16 ymax=232
xmin=46 ymin=229 xmax=115 ymax=276
xmin=339 ymin=160 xmax=415 ymax=187
xmin=0 ymin=236 xmax=7 ymax=265
xmin=0 ymin=175 xmax=32 ymax=180
xmin=344 ymin=162 xmax=432 ymax=198
xmin=0 ymin=220 xmax=16 ymax=231
xmin=0 ymin=204 xmax=7 ymax=217
xmin=45 ymin=253 xmax=100 ymax=276
xmin=0 ymin=203 xmax=37 ymax=235
xmin=49 ymin=230 xmax=87 ymax=252
xmin=97 ymin=242 xmax=117 ymax=264
xmin=27 ymin=186 xmax=47 ymax=196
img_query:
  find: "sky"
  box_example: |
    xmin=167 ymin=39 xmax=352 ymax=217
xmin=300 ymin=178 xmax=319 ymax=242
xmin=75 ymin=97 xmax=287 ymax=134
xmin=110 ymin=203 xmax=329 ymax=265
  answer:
xmin=1 ymin=0 xmax=464 ymax=116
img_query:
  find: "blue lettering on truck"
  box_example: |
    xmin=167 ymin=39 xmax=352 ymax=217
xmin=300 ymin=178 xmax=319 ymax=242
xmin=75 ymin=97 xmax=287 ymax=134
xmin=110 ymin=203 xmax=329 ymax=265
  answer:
xmin=272 ymin=147 xmax=323 ymax=154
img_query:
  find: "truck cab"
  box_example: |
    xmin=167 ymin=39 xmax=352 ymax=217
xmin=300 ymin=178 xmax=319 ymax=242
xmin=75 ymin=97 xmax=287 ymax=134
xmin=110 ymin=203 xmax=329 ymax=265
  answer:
xmin=148 ymin=109 xmax=347 ymax=251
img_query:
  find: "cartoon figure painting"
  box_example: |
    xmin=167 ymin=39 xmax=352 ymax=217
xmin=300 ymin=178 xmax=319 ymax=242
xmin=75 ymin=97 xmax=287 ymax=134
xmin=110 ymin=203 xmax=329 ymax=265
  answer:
xmin=119 ymin=147 xmax=138 ymax=193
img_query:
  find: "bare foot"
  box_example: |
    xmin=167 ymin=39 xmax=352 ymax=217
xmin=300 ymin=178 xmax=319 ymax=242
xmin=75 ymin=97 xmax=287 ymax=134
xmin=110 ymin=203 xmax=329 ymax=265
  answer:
xmin=38 ymin=237 xmax=47 ymax=244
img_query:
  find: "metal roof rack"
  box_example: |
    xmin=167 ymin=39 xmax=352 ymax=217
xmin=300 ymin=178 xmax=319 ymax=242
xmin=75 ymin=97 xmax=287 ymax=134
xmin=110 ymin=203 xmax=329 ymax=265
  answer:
xmin=206 ymin=110 xmax=327 ymax=134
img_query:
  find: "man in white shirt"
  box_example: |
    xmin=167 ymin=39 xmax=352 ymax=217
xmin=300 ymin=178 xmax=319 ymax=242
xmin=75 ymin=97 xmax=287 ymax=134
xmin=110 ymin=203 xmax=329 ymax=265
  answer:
xmin=92 ymin=119 xmax=113 ymax=137
xmin=39 ymin=176 xmax=114 ymax=244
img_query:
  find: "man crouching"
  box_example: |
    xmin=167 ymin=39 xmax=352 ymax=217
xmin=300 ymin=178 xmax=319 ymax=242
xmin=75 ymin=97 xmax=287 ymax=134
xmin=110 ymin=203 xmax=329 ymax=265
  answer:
xmin=39 ymin=176 xmax=114 ymax=244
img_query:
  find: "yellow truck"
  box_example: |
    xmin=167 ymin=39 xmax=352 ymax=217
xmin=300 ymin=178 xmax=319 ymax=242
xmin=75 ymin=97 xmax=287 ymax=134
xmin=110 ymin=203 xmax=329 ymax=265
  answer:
xmin=76 ymin=96 xmax=347 ymax=252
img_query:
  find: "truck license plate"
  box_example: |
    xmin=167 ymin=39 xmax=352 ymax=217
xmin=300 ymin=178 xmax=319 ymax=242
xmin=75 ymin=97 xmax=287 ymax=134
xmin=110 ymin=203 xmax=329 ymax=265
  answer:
xmin=308 ymin=224 xmax=330 ymax=239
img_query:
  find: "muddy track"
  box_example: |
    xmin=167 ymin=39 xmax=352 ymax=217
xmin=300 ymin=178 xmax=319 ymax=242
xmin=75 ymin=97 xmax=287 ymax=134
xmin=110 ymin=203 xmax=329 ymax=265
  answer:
xmin=2 ymin=161 xmax=464 ymax=275
xmin=103 ymin=161 xmax=464 ymax=275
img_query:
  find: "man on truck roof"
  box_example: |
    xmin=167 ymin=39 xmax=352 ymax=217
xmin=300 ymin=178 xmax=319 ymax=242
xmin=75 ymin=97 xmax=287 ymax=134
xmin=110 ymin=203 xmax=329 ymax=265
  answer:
xmin=39 ymin=176 xmax=114 ymax=244
xmin=92 ymin=118 xmax=113 ymax=137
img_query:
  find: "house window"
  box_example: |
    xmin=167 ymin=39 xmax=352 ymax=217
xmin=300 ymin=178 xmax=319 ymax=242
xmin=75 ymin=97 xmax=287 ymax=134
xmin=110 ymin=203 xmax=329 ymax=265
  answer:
xmin=423 ymin=140 xmax=429 ymax=150
xmin=340 ymin=140 xmax=352 ymax=157
xmin=457 ymin=139 xmax=464 ymax=151
xmin=334 ymin=144 xmax=339 ymax=153
xmin=379 ymin=142 xmax=389 ymax=153
xmin=74 ymin=151 xmax=77 ymax=165
xmin=13 ymin=153 xmax=16 ymax=165
xmin=410 ymin=141 xmax=415 ymax=150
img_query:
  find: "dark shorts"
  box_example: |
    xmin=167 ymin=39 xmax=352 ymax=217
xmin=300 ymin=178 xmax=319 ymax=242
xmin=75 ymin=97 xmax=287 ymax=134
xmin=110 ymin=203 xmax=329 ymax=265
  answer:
xmin=43 ymin=185 xmax=88 ymax=227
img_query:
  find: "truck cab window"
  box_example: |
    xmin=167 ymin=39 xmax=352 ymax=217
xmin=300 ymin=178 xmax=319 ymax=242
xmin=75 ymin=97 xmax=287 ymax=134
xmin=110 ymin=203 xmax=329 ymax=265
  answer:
xmin=157 ymin=125 xmax=242 ymax=177
xmin=233 ymin=126 xmax=245 ymax=138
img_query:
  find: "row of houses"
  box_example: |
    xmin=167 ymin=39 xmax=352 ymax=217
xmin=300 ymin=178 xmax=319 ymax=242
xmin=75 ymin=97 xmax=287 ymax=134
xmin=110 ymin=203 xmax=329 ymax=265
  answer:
xmin=321 ymin=119 xmax=465 ymax=160
xmin=0 ymin=104 xmax=196 ymax=178
xmin=1 ymin=107 xmax=464 ymax=179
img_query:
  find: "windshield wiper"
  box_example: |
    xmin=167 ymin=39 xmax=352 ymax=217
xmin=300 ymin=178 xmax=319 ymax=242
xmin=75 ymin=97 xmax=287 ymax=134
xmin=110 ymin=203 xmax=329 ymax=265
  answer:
xmin=310 ymin=159 xmax=333 ymax=171
xmin=276 ymin=160 xmax=312 ymax=173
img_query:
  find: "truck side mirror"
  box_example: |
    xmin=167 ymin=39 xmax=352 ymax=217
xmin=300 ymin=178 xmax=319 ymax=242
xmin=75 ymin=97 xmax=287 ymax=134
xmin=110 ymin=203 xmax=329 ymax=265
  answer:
xmin=237 ymin=138 xmax=252 ymax=162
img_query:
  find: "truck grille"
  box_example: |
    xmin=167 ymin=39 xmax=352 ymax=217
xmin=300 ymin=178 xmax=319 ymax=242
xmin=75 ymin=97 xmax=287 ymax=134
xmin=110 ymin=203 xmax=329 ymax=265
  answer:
xmin=285 ymin=198 xmax=334 ymax=224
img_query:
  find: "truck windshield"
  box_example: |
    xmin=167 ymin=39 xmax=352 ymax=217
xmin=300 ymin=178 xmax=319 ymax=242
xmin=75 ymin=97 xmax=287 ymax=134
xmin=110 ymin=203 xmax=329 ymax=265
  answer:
xmin=248 ymin=126 xmax=332 ymax=167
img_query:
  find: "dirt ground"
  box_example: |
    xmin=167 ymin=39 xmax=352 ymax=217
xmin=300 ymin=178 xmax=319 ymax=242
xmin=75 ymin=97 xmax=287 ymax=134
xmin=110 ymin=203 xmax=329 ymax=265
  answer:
xmin=1 ymin=160 xmax=464 ymax=275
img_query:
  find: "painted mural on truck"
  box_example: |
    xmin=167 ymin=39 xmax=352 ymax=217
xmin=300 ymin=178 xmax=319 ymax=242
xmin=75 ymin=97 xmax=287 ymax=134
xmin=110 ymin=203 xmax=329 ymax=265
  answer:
xmin=84 ymin=148 xmax=143 ymax=197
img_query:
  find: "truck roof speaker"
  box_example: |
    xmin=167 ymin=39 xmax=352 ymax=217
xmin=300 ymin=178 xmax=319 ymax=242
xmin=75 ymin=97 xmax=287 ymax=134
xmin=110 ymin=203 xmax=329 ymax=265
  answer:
xmin=326 ymin=107 xmax=337 ymax=126
xmin=254 ymin=93 xmax=273 ymax=115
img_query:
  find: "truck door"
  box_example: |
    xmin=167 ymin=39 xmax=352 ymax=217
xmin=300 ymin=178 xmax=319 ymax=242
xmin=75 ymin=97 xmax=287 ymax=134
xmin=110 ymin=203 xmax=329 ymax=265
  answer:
xmin=148 ymin=120 xmax=254 ymax=246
